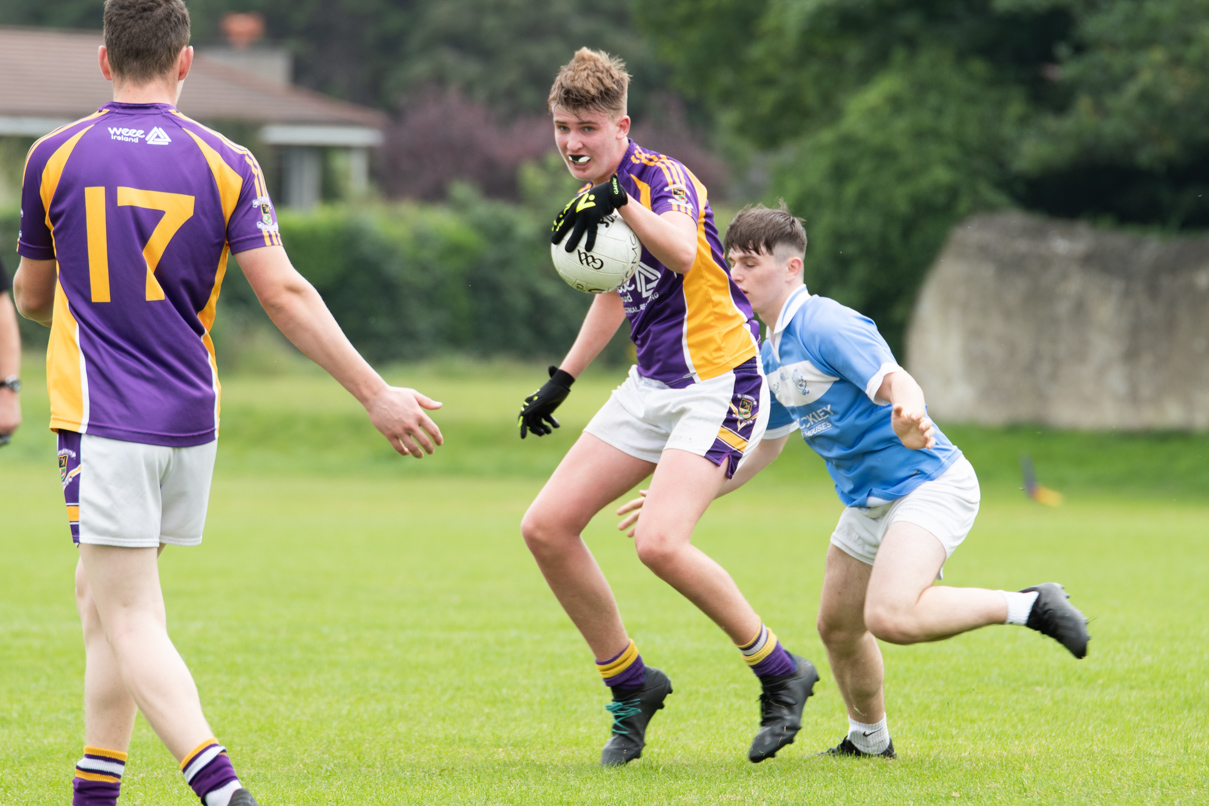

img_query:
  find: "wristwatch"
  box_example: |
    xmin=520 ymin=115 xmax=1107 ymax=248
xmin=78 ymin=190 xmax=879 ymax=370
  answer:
xmin=1 ymin=376 xmax=20 ymax=393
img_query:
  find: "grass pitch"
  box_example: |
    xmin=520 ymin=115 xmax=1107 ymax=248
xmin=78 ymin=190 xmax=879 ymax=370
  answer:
xmin=1 ymin=359 xmax=1206 ymax=804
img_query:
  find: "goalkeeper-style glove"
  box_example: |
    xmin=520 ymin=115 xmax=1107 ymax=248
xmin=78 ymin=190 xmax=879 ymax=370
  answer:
xmin=551 ymin=174 xmax=628 ymax=253
xmin=519 ymin=365 xmax=576 ymax=438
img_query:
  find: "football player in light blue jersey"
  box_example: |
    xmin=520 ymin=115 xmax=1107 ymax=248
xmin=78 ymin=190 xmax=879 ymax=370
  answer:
xmin=621 ymin=202 xmax=1090 ymax=760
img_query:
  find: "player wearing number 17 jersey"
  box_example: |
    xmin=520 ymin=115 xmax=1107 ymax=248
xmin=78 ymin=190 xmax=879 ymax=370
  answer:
xmin=13 ymin=3 xmax=443 ymax=805
xmin=19 ymin=100 xmax=280 ymax=446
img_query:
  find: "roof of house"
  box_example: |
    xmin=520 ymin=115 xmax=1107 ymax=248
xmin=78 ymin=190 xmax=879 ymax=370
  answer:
xmin=0 ymin=26 xmax=386 ymax=134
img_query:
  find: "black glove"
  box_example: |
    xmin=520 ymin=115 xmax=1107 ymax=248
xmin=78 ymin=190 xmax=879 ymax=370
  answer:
xmin=519 ymin=365 xmax=576 ymax=438
xmin=551 ymin=174 xmax=628 ymax=253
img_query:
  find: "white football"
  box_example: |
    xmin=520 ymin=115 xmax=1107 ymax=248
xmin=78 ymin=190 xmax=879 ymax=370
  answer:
xmin=551 ymin=214 xmax=642 ymax=294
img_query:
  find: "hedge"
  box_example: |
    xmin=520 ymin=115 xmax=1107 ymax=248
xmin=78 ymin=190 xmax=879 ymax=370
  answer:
xmin=3 ymin=187 xmax=632 ymax=368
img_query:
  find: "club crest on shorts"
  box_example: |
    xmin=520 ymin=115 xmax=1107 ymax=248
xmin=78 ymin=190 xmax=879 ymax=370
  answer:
xmin=58 ymin=448 xmax=79 ymax=488
xmin=729 ymin=394 xmax=758 ymax=430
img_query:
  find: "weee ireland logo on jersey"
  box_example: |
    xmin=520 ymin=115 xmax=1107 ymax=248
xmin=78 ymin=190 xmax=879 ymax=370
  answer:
xmin=108 ymin=126 xmax=172 ymax=145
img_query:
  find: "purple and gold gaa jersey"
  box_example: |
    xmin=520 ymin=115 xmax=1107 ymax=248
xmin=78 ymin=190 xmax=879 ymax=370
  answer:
xmin=18 ymin=102 xmax=281 ymax=447
xmin=613 ymin=140 xmax=759 ymax=388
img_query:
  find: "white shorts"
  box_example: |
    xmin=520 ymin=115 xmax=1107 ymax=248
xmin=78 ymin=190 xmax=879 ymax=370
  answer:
xmin=831 ymin=456 xmax=980 ymax=567
xmin=583 ymin=361 xmax=769 ymax=476
xmin=59 ymin=432 xmax=217 ymax=548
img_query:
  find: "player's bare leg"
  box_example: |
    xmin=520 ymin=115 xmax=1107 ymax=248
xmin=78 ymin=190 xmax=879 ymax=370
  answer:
xmin=864 ymin=522 xmax=1007 ymax=644
xmin=78 ymin=544 xmax=213 ymax=761
xmin=522 ymin=432 xmax=655 ymax=659
xmin=816 ymin=545 xmax=895 ymax=757
xmin=76 ymin=559 xmax=138 ymax=753
xmin=631 ymin=448 xmax=761 ymax=643
xmin=867 ymin=521 xmax=1090 ymax=654
xmin=636 ymin=448 xmax=817 ymax=763
xmin=817 ymin=545 xmax=884 ymax=723
xmin=522 ymin=433 xmax=672 ymax=765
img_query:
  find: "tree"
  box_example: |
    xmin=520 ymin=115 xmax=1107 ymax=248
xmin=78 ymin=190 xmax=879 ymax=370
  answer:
xmin=635 ymin=0 xmax=1209 ymax=349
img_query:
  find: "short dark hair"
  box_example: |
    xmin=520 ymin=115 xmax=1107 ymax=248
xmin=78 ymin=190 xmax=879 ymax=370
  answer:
xmin=103 ymin=0 xmax=191 ymax=85
xmin=724 ymin=200 xmax=808 ymax=257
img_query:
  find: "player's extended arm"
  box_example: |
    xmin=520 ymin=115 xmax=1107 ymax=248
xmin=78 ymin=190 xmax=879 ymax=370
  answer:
xmin=718 ymin=434 xmax=789 ymax=496
xmin=877 ymin=370 xmax=936 ymax=450
xmin=619 ymin=204 xmax=698 ymax=275
xmin=12 ymin=257 xmax=58 ymax=326
xmin=518 ymin=292 xmax=625 ymax=438
xmin=616 ymin=434 xmax=790 ymax=536
xmin=0 ymin=291 xmax=22 ymax=438
xmin=234 ymin=245 xmax=443 ymax=458
xmin=561 ymin=291 xmax=626 ymax=377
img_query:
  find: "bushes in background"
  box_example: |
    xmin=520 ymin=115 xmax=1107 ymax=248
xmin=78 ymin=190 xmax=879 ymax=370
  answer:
xmin=3 ymin=185 xmax=632 ymax=370
xmin=213 ymin=185 xmax=629 ymax=368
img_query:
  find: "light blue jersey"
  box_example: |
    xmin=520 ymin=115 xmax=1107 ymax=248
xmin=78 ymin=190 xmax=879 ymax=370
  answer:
xmin=762 ymin=287 xmax=961 ymax=507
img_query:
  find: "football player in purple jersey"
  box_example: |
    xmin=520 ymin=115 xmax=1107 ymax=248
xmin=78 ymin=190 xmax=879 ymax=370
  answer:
xmin=13 ymin=3 xmax=442 ymax=805
xmin=517 ymin=49 xmax=817 ymax=766
xmin=0 ymin=258 xmax=21 ymax=445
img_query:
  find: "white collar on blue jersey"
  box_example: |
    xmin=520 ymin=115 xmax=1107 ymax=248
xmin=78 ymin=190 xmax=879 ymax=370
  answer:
xmin=767 ymin=285 xmax=813 ymax=361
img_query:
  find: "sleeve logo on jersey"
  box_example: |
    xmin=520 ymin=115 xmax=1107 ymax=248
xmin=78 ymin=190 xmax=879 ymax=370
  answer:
xmin=252 ymin=196 xmax=279 ymax=234
xmin=108 ymin=126 xmax=172 ymax=145
xmin=667 ymin=184 xmax=693 ymax=211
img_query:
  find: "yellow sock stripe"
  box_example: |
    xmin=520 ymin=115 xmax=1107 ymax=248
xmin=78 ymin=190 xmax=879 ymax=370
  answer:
xmin=74 ymin=770 xmax=122 ymax=783
xmin=180 ymin=738 xmax=219 ymax=771
xmin=596 ymin=640 xmax=639 ymax=679
xmin=737 ymin=624 xmax=765 ymax=652
xmin=83 ymin=746 xmax=128 ymax=761
xmin=743 ymin=628 xmax=780 ymax=666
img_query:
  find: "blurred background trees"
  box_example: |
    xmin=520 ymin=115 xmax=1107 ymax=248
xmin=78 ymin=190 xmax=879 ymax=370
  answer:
xmin=2 ymin=0 xmax=1206 ymax=360
xmin=639 ymin=0 xmax=1209 ymax=349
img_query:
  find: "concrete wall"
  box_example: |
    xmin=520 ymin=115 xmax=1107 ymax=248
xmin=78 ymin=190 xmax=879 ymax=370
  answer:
xmin=905 ymin=211 xmax=1209 ymax=430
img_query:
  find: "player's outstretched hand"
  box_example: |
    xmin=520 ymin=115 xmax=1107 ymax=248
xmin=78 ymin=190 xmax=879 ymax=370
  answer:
xmin=892 ymin=403 xmax=935 ymax=450
xmin=551 ymin=174 xmax=628 ymax=253
xmin=519 ymin=366 xmax=575 ymax=438
xmin=615 ymin=490 xmax=647 ymax=538
xmin=366 ymin=386 xmax=444 ymax=458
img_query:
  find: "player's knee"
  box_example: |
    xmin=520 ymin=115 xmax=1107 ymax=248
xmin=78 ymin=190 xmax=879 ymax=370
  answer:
xmin=520 ymin=508 xmax=550 ymax=552
xmin=817 ymin=612 xmax=864 ymax=649
xmin=633 ymin=531 xmax=678 ymax=573
xmin=520 ymin=506 xmax=574 ymax=558
xmin=74 ymin=564 xmax=99 ymax=624
xmin=864 ymin=604 xmax=922 ymax=645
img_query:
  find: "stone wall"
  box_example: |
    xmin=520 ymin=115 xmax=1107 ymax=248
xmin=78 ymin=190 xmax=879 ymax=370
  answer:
xmin=905 ymin=211 xmax=1209 ymax=430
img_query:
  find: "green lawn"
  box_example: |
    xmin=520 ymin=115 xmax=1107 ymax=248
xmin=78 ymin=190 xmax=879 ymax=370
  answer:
xmin=1 ymin=359 xmax=1206 ymax=804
